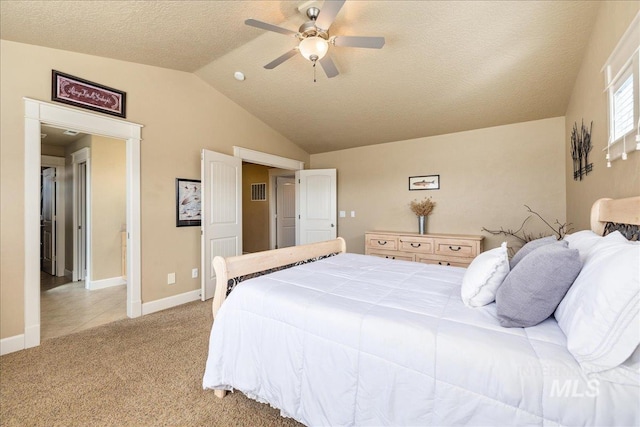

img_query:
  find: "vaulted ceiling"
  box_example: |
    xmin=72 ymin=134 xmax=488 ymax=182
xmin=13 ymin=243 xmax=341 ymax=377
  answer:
xmin=0 ymin=1 xmax=601 ymax=154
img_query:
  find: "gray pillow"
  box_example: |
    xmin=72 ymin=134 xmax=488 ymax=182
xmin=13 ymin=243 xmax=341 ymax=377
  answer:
xmin=496 ymin=242 xmax=581 ymax=328
xmin=510 ymin=235 xmax=557 ymax=270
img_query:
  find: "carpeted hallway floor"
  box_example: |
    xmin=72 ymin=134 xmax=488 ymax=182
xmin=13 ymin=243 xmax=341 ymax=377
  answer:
xmin=0 ymin=300 xmax=303 ymax=427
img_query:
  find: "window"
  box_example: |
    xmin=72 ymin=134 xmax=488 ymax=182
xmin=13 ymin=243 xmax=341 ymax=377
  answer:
xmin=612 ymin=72 xmax=633 ymax=141
xmin=603 ymin=12 xmax=639 ymax=162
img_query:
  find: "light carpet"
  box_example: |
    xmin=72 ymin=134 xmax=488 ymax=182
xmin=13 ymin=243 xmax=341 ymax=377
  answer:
xmin=0 ymin=300 xmax=302 ymax=426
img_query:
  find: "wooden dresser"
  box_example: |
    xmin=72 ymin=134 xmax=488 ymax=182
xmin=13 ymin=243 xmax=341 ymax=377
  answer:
xmin=364 ymin=231 xmax=484 ymax=267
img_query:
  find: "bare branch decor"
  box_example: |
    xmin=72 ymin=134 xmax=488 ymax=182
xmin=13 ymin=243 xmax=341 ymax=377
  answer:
xmin=482 ymin=205 xmax=572 ymax=254
xmin=570 ymin=120 xmax=593 ymax=181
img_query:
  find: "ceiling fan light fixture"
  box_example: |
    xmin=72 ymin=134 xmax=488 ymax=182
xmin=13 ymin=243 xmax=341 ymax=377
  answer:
xmin=299 ymin=36 xmax=328 ymax=62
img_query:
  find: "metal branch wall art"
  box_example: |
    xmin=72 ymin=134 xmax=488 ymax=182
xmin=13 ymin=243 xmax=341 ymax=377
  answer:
xmin=570 ymin=120 xmax=593 ymax=181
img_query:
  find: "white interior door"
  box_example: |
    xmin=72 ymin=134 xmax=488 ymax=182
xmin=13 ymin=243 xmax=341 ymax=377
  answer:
xmin=41 ymin=167 xmax=56 ymax=275
xmin=276 ymin=176 xmax=296 ymax=249
xmin=201 ymin=149 xmax=242 ymax=301
xmin=296 ymin=169 xmax=337 ymax=245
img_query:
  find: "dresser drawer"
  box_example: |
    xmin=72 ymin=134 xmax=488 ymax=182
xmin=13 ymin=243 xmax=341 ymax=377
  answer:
xmin=434 ymin=238 xmax=478 ymax=258
xmin=416 ymin=255 xmax=471 ymax=268
xmin=368 ymin=250 xmax=415 ymax=262
xmin=366 ymin=234 xmax=399 ymax=251
xmin=399 ymin=236 xmax=434 ymax=254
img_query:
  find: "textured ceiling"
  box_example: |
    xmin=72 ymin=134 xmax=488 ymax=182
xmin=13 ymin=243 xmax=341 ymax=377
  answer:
xmin=1 ymin=1 xmax=601 ymax=154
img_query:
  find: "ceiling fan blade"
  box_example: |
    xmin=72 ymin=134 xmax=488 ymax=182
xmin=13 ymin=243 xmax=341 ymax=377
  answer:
xmin=314 ymin=0 xmax=346 ymax=31
xmin=264 ymin=49 xmax=298 ymax=69
xmin=333 ymin=36 xmax=385 ymax=49
xmin=319 ymin=55 xmax=339 ymax=78
xmin=245 ymin=19 xmax=298 ymax=36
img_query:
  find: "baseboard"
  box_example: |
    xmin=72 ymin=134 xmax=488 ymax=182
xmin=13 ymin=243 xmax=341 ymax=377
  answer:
xmin=64 ymin=269 xmax=73 ymax=278
xmin=0 ymin=334 xmax=25 ymax=356
xmin=141 ymin=289 xmax=201 ymax=316
xmin=87 ymin=276 xmax=126 ymax=291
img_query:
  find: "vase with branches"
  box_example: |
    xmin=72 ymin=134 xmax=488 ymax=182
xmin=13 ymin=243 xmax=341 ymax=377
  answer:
xmin=409 ymin=197 xmax=435 ymax=234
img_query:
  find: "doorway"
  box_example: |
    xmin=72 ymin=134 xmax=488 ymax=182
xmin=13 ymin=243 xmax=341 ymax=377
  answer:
xmin=39 ymin=126 xmax=128 ymax=340
xmin=242 ymin=166 xmax=297 ymax=253
xmin=23 ymin=98 xmax=143 ymax=350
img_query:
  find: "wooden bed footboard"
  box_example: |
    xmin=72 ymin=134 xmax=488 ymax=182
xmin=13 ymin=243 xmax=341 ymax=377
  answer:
xmin=210 ymin=238 xmax=346 ymax=399
xmin=212 ymin=237 xmax=346 ymax=318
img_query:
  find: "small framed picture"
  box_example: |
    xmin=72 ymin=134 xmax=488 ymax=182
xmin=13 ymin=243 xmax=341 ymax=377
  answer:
xmin=409 ymin=175 xmax=440 ymax=191
xmin=176 ymin=178 xmax=201 ymax=227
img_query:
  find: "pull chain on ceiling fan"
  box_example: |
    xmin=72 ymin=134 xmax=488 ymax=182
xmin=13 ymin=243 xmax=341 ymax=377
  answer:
xmin=245 ymin=0 xmax=385 ymax=80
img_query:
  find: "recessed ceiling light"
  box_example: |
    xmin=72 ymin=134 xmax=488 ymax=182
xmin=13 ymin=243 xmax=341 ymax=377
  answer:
xmin=63 ymin=130 xmax=80 ymax=136
xmin=234 ymin=71 xmax=245 ymax=81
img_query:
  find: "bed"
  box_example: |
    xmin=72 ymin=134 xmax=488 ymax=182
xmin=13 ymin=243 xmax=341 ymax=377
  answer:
xmin=203 ymin=197 xmax=640 ymax=426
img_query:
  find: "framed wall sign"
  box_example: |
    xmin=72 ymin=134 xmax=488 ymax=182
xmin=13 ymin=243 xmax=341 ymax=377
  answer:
xmin=51 ymin=70 xmax=127 ymax=118
xmin=176 ymin=178 xmax=201 ymax=227
xmin=409 ymin=175 xmax=440 ymax=191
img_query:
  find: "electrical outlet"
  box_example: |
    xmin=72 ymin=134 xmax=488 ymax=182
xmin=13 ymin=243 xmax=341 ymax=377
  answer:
xmin=192 ymin=268 xmax=198 ymax=278
xmin=167 ymin=272 xmax=176 ymax=285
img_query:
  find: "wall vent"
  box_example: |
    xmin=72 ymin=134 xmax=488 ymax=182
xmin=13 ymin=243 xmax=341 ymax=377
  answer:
xmin=251 ymin=183 xmax=267 ymax=201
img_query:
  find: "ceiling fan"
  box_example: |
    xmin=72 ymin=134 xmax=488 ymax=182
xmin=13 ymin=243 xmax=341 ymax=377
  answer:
xmin=245 ymin=0 xmax=385 ymax=79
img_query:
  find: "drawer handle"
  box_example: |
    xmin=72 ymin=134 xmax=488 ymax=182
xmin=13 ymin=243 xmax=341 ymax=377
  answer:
xmin=385 ymin=256 xmax=395 ymax=259
xmin=439 ymin=261 xmax=451 ymax=266
xmin=410 ymin=243 xmax=421 ymax=248
xmin=449 ymin=246 xmax=462 ymax=252
xmin=377 ymin=240 xmax=387 ymax=245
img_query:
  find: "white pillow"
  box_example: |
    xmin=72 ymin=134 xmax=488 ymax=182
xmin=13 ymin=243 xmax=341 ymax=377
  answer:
xmin=563 ymin=230 xmax=627 ymax=263
xmin=590 ymin=345 xmax=640 ymax=386
xmin=461 ymin=242 xmax=510 ymax=307
xmin=555 ymin=233 xmax=640 ymax=374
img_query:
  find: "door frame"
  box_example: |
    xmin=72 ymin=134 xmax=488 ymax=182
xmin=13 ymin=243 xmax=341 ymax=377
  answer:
xmin=268 ymin=169 xmax=296 ymax=250
xmin=71 ymin=147 xmax=91 ymax=283
xmin=232 ymin=146 xmax=304 ymax=251
xmin=24 ymin=98 xmax=143 ymax=349
xmin=41 ymin=155 xmax=65 ymax=277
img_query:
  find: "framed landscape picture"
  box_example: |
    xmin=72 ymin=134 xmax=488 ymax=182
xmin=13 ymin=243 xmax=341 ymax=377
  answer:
xmin=176 ymin=178 xmax=201 ymax=227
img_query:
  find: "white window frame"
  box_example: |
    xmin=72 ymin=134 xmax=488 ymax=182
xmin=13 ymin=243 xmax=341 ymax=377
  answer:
xmin=602 ymin=12 xmax=640 ymax=161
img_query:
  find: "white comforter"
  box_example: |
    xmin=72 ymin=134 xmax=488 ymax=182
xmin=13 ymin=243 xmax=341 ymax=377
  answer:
xmin=203 ymin=253 xmax=639 ymax=426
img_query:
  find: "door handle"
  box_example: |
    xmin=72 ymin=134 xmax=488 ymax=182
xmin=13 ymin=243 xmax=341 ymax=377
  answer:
xmin=331 ymin=224 xmax=335 ymax=227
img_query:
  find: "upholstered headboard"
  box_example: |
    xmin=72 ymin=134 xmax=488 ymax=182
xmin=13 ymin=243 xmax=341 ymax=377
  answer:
xmin=590 ymin=196 xmax=640 ymax=239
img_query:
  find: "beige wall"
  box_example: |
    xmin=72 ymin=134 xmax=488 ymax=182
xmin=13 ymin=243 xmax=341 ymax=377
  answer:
xmin=565 ymin=1 xmax=640 ymax=230
xmin=311 ymin=117 xmax=567 ymax=254
xmin=41 ymin=143 xmax=65 ymax=157
xmin=0 ymin=40 xmax=309 ymax=339
xmin=90 ymin=136 xmax=126 ymax=281
xmin=242 ymin=163 xmax=270 ymax=253
xmin=60 ymin=134 xmax=125 ymax=280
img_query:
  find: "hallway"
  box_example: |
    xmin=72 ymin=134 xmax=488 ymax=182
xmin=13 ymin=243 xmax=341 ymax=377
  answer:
xmin=40 ymin=272 xmax=127 ymax=340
